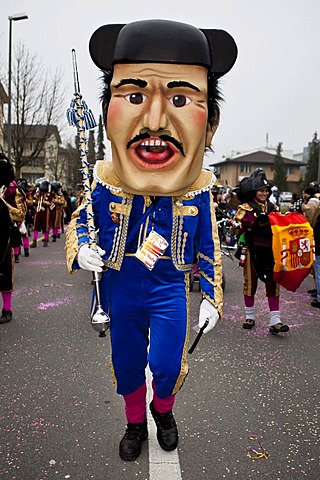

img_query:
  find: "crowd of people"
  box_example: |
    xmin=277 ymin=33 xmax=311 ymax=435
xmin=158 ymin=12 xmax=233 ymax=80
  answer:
xmin=0 ymin=152 xmax=83 ymax=323
xmin=15 ymin=177 xmax=83 ymax=258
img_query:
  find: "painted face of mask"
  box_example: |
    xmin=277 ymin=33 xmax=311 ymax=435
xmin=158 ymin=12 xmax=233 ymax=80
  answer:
xmin=106 ymin=63 xmax=217 ymax=196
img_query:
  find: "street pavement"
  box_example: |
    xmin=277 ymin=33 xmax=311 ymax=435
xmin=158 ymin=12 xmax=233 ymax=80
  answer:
xmin=1 ymin=235 xmax=319 ymax=480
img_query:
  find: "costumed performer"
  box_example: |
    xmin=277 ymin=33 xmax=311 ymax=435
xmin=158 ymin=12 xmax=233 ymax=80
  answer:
xmin=0 ymin=154 xmax=26 ymax=323
xmin=232 ymin=168 xmax=290 ymax=334
xmin=65 ymin=19 xmax=237 ymax=461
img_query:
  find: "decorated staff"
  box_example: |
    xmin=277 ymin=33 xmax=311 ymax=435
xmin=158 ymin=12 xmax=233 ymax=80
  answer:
xmin=66 ymin=49 xmax=110 ymax=337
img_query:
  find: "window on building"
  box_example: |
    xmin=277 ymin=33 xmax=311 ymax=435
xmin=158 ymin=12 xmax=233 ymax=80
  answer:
xmin=240 ymin=164 xmax=251 ymax=173
xmin=31 ymin=157 xmax=44 ymax=168
xmin=287 ymin=166 xmax=294 ymax=175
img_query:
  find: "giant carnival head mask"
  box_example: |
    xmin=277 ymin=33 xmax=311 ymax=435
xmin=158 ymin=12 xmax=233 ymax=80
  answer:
xmin=89 ymin=19 xmax=237 ymax=195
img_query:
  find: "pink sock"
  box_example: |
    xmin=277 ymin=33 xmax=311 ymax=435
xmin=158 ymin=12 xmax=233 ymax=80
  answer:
xmin=23 ymin=237 xmax=29 ymax=248
xmin=152 ymin=381 xmax=175 ymax=413
xmin=268 ymin=296 xmax=279 ymax=311
xmin=33 ymin=230 xmax=38 ymax=240
xmin=244 ymin=295 xmax=254 ymax=307
xmin=2 ymin=292 xmax=12 ymax=311
xmin=44 ymin=232 xmax=49 ymax=241
xmin=13 ymin=247 xmax=19 ymax=255
xmin=123 ymin=383 xmax=147 ymax=423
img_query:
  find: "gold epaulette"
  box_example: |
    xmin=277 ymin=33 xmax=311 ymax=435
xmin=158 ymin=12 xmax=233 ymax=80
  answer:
xmin=234 ymin=203 xmax=253 ymax=221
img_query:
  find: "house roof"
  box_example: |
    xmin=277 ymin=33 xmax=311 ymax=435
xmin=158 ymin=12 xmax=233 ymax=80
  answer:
xmin=211 ymin=148 xmax=307 ymax=167
xmin=3 ymin=124 xmax=61 ymax=144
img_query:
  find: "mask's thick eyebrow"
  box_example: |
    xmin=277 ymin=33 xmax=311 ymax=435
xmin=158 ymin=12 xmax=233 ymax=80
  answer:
xmin=113 ymin=78 xmax=147 ymax=89
xmin=167 ymin=81 xmax=200 ymax=92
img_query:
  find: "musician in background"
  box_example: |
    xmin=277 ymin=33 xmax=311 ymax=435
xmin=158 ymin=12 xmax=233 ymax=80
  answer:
xmin=30 ymin=179 xmax=54 ymax=248
xmin=232 ymin=168 xmax=290 ymax=334
xmin=0 ymin=154 xmax=26 ymax=323
xmin=16 ymin=178 xmax=34 ymax=257
xmin=49 ymin=181 xmax=67 ymax=242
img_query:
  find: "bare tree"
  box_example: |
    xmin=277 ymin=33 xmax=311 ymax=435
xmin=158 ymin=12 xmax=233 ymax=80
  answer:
xmin=2 ymin=42 xmax=65 ymax=177
xmin=65 ymin=137 xmax=82 ymax=189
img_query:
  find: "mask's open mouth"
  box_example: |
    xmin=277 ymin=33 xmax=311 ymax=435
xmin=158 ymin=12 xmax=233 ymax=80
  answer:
xmin=135 ymin=138 xmax=174 ymax=164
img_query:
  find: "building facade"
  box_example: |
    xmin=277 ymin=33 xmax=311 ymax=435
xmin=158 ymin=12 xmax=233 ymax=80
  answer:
xmin=211 ymin=148 xmax=305 ymax=192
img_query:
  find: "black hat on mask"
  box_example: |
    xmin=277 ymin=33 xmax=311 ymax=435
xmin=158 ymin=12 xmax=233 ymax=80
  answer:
xmin=89 ymin=19 xmax=237 ymax=77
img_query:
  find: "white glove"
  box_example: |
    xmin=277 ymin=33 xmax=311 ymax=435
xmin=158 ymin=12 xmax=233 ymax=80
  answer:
xmin=77 ymin=245 xmax=106 ymax=272
xmin=198 ymin=299 xmax=219 ymax=334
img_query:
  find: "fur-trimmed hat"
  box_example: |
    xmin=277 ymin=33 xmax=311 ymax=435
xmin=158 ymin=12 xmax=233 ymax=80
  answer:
xmin=234 ymin=168 xmax=271 ymax=202
xmin=89 ymin=19 xmax=237 ymax=77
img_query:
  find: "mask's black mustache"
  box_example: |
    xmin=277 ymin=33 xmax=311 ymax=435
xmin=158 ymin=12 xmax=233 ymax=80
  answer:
xmin=159 ymin=135 xmax=185 ymax=157
xmin=127 ymin=133 xmax=185 ymax=157
xmin=127 ymin=133 xmax=150 ymax=150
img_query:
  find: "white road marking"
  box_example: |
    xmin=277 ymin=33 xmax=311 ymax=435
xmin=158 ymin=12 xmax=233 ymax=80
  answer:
xmin=146 ymin=367 xmax=182 ymax=480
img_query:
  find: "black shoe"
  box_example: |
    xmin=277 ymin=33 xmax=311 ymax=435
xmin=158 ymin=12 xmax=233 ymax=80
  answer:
xmin=311 ymin=300 xmax=320 ymax=308
xmin=43 ymin=240 xmax=48 ymax=247
xmin=30 ymin=240 xmax=37 ymax=248
xmin=24 ymin=248 xmax=29 ymax=257
xmin=119 ymin=420 xmax=148 ymax=461
xmin=0 ymin=309 xmax=12 ymax=324
xmin=150 ymin=401 xmax=178 ymax=451
xmin=14 ymin=254 xmax=20 ymax=263
xmin=269 ymin=323 xmax=289 ymax=334
xmin=311 ymin=291 xmax=317 ymax=297
xmin=243 ymin=319 xmax=255 ymax=330
xmin=52 ymin=235 xmax=57 ymax=242
xmin=308 ymin=288 xmax=317 ymax=294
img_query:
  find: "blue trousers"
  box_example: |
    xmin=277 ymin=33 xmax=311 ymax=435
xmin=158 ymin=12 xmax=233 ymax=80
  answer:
xmin=107 ymin=256 xmax=189 ymax=398
xmin=314 ymin=255 xmax=320 ymax=302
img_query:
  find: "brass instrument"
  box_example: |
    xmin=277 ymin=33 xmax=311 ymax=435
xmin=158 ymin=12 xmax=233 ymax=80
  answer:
xmin=36 ymin=194 xmax=43 ymax=212
xmin=0 ymin=185 xmax=6 ymax=199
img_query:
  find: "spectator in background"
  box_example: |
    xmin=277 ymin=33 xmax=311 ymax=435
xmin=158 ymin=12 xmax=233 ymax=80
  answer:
xmin=289 ymin=192 xmax=303 ymax=213
xmin=269 ymin=186 xmax=280 ymax=207
xmin=301 ymin=186 xmax=320 ymax=228
xmin=311 ymin=213 xmax=320 ymax=308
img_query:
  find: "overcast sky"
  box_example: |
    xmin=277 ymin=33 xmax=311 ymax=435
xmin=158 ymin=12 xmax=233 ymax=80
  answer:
xmin=1 ymin=0 xmax=319 ymax=166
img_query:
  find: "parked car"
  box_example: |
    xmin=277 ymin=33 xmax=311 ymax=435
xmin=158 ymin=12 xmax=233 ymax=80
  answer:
xmin=280 ymin=191 xmax=292 ymax=202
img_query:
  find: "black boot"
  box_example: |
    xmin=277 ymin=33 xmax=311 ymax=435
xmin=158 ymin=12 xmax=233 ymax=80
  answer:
xmin=43 ymin=240 xmax=48 ymax=247
xmin=24 ymin=248 xmax=29 ymax=257
xmin=119 ymin=420 xmax=148 ymax=461
xmin=14 ymin=254 xmax=20 ymax=263
xmin=52 ymin=235 xmax=57 ymax=242
xmin=0 ymin=309 xmax=12 ymax=324
xmin=30 ymin=240 xmax=37 ymax=248
xmin=150 ymin=401 xmax=178 ymax=451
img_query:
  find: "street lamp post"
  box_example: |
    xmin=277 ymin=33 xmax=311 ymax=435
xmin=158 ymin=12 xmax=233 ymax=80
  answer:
xmin=7 ymin=12 xmax=28 ymax=162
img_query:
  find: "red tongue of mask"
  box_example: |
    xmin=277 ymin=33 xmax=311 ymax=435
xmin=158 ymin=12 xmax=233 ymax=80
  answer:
xmin=136 ymin=144 xmax=173 ymax=164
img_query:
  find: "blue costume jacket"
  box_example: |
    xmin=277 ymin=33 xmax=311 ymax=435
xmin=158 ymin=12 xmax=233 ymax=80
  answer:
xmin=66 ymin=160 xmax=223 ymax=316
